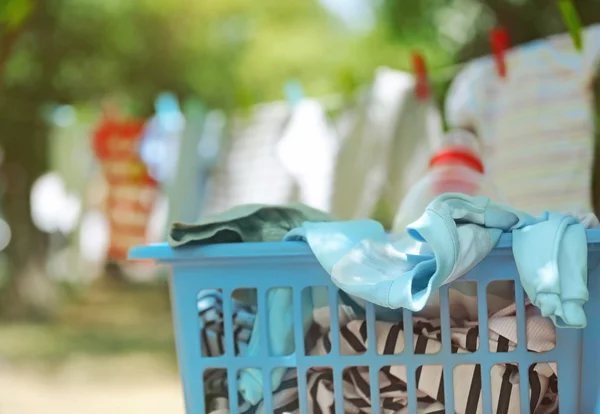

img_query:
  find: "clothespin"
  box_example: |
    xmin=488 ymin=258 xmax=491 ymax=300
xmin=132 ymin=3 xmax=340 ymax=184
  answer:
xmin=558 ymin=0 xmax=583 ymax=52
xmin=412 ymin=52 xmax=429 ymax=101
xmin=284 ymin=79 xmax=304 ymax=108
xmin=155 ymin=92 xmax=181 ymax=116
xmin=489 ymin=27 xmax=510 ymax=78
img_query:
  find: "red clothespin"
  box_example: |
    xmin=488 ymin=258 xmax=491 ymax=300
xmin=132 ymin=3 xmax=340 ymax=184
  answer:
xmin=489 ymin=27 xmax=510 ymax=78
xmin=412 ymin=52 xmax=429 ymax=101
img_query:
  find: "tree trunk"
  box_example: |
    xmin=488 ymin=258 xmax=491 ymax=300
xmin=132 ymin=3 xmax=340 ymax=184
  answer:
xmin=0 ymin=113 xmax=54 ymax=318
xmin=0 ymin=1 xmax=60 ymax=318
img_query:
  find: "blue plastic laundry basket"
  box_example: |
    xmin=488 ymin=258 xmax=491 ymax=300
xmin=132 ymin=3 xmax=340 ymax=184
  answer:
xmin=129 ymin=229 xmax=600 ymax=414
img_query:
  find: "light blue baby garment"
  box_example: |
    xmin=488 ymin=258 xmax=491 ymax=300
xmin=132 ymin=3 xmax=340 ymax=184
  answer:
xmin=285 ymin=222 xmax=425 ymax=319
xmin=512 ymin=214 xmax=588 ymax=327
xmin=238 ymin=287 xmax=314 ymax=405
xmin=238 ymin=286 xmax=358 ymax=405
xmin=289 ymin=193 xmax=589 ymax=328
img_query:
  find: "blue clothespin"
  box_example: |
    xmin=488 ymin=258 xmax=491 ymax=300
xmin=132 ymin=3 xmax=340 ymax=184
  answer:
xmin=155 ymin=92 xmax=184 ymax=131
xmin=284 ymin=79 xmax=304 ymax=107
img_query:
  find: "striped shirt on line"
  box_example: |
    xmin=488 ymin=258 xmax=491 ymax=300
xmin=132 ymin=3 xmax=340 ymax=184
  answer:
xmin=446 ymin=25 xmax=600 ymax=215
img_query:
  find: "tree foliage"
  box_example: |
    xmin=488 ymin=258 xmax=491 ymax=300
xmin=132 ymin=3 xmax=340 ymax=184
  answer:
xmin=0 ymin=0 xmax=598 ymax=316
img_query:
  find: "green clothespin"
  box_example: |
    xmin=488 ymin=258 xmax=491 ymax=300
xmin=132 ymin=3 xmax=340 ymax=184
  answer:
xmin=558 ymin=0 xmax=583 ymax=52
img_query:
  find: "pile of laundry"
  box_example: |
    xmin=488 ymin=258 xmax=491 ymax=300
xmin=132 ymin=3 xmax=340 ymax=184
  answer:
xmin=170 ymin=195 xmax=598 ymax=414
xmin=199 ymin=292 xmax=559 ymax=414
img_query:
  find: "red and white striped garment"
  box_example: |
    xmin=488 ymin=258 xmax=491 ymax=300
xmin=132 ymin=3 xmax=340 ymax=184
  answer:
xmin=93 ymin=118 xmax=158 ymax=260
xmin=446 ymin=25 xmax=600 ymax=215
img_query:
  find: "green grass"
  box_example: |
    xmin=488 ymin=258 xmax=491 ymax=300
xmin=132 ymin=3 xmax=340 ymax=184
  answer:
xmin=0 ymin=321 xmax=176 ymax=364
xmin=0 ymin=282 xmax=178 ymax=368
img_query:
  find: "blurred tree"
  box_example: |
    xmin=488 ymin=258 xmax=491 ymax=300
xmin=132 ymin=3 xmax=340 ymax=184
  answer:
xmin=0 ymin=0 xmax=34 ymax=76
xmin=0 ymin=0 xmax=55 ymax=318
xmin=7 ymin=0 xmax=592 ymax=317
xmin=448 ymin=0 xmax=598 ymax=61
xmin=0 ymin=0 xmax=441 ymax=317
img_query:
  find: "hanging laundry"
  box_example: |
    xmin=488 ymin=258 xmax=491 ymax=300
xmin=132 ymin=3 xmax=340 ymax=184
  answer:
xmin=392 ymin=129 xmax=506 ymax=234
xmin=92 ymin=116 xmax=158 ymax=261
xmin=193 ymin=109 xmax=227 ymax=220
xmin=48 ymin=111 xmax=95 ymax=203
xmin=329 ymin=67 xmax=443 ymax=226
xmin=445 ymin=25 xmax=600 ymax=215
xmin=286 ymin=194 xmax=596 ymax=329
xmin=276 ymin=99 xmax=339 ymax=212
xmin=202 ymin=98 xmax=338 ymax=215
xmin=139 ymin=92 xmax=185 ymax=186
xmin=202 ymin=103 xmax=293 ymax=215
xmin=139 ymin=93 xmax=187 ymax=244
